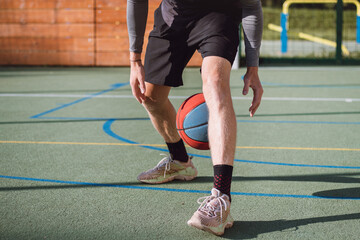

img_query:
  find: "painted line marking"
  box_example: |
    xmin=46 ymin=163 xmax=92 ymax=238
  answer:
xmin=236 ymin=146 xmax=360 ymax=151
xmin=1 ymin=81 xmax=357 ymax=200
xmin=261 ymin=81 xmax=360 ymax=89
xmin=5 ymin=116 xmax=360 ymax=125
xmin=0 ymin=140 xmax=166 ymax=147
xmin=0 ymin=93 xmax=134 ymax=98
xmin=29 ymin=83 xmax=129 ymax=119
xmin=1 ymin=93 xmax=360 ymax=103
xmin=1 ymin=140 xmax=360 ymax=152
xmin=237 ymin=119 xmax=360 ymax=125
xmin=1 ymin=174 xmax=359 ymax=200
xmin=102 ymin=119 xmax=360 ymax=169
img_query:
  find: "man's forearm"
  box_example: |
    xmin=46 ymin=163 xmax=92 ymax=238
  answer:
xmin=242 ymin=1 xmax=263 ymax=67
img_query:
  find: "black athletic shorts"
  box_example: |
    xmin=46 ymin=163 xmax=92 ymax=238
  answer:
xmin=144 ymin=4 xmax=240 ymax=87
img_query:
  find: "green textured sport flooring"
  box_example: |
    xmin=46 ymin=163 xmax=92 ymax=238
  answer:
xmin=0 ymin=66 xmax=359 ymax=240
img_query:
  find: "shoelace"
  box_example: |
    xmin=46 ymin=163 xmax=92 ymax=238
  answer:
xmin=197 ymin=194 xmax=228 ymax=222
xmin=155 ymin=154 xmax=173 ymax=178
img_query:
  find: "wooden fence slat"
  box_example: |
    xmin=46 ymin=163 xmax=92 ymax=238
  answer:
xmin=96 ymin=23 xmax=152 ymax=38
xmin=95 ymin=0 xmax=160 ymax=9
xmin=0 ymin=24 xmax=94 ymax=37
xmin=96 ymin=0 xmax=126 ymax=8
xmin=96 ymin=23 xmax=127 ymax=38
xmin=96 ymin=9 xmax=126 ymax=23
xmin=0 ymin=38 xmax=94 ymax=51
xmin=0 ymin=10 xmax=53 ymax=24
xmin=96 ymin=38 xmax=128 ymax=51
xmin=96 ymin=51 xmax=130 ymax=66
xmin=55 ymin=0 xmax=94 ymax=9
xmin=95 ymin=9 xmax=155 ymax=24
xmin=0 ymin=9 xmax=94 ymax=24
xmin=56 ymin=9 xmax=94 ymax=23
xmin=0 ymin=52 xmax=95 ymax=65
xmin=0 ymin=0 xmax=94 ymax=9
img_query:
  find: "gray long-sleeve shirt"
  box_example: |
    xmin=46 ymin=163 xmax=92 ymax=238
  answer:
xmin=127 ymin=0 xmax=262 ymax=66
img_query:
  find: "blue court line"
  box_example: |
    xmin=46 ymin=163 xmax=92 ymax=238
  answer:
xmin=232 ymin=159 xmax=360 ymax=169
xmin=30 ymin=83 xmax=129 ymax=119
xmin=237 ymin=119 xmax=360 ymax=125
xmin=103 ymin=119 xmax=169 ymax=153
xmin=1 ymin=174 xmax=359 ymax=200
xmin=34 ymin=116 xmax=151 ymax=122
xmin=103 ymin=119 xmax=360 ymax=169
xmin=21 ymin=82 xmax=360 ymax=199
xmin=34 ymin=116 xmax=118 ymax=121
xmin=28 ymin=81 xmax=358 ymax=126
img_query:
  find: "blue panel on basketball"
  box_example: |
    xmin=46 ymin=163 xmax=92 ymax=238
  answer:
xmin=183 ymin=103 xmax=208 ymax=129
xmin=176 ymin=93 xmax=209 ymax=150
xmin=184 ymin=125 xmax=208 ymax=142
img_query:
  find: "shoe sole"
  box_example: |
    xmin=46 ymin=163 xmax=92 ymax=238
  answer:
xmin=138 ymin=173 xmax=197 ymax=184
xmin=187 ymin=215 xmax=234 ymax=236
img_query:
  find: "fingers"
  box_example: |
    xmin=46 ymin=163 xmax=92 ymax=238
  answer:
xmin=249 ymin=97 xmax=261 ymax=117
xmin=249 ymin=84 xmax=263 ymax=117
xmin=131 ymin=83 xmax=146 ymax=104
xmin=243 ymin=71 xmax=263 ymax=117
xmin=130 ymin=64 xmax=146 ymax=104
xmin=139 ymin=78 xmax=146 ymax=95
xmin=130 ymin=79 xmax=146 ymax=104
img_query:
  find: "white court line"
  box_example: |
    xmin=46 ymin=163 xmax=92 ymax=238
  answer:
xmin=254 ymin=66 xmax=360 ymax=71
xmin=0 ymin=93 xmax=359 ymax=102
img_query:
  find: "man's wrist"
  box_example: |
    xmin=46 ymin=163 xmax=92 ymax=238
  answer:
xmin=130 ymin=52 xmax=142 ymax=62
xmin=246 ymin=66 xmax=258 ymax=74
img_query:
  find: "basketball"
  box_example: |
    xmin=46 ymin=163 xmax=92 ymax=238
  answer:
xmin=176 ymin=93 xmax=209 ymax=150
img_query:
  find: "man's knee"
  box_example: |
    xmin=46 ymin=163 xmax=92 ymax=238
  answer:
xmin=201 ymin=56 xmax=231 ymax=88
xmin=142 ymin=95 xmax=164 ymax=113
xmin=142 ymin=83 xmax=171 ymax=111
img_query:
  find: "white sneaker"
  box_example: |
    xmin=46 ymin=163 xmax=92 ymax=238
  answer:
xmin=137 ymin=154 xmax=197 ymax=184
xmin=187 ymin=188 xmax=233 ymax=236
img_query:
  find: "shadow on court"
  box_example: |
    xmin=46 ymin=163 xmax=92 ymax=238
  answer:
xmin=223 ymin=213 xmax=360 ymax=239
xmin=313 ymin=187 xmax=360 ymax=198
xmin=2 ymin=173 xmax=359 ymax=198
xmin=192 ymin=173 xmax=360 ymax=184
xmin=0 ymin=181 xmax=142 ymax=192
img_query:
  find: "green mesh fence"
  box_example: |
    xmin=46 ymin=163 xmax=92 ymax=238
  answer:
xmin=238 ymin=0 xmax=360 ymax=65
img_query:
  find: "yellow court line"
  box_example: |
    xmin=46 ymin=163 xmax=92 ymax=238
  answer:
xmin=0 ymin=140 xmax=165 ymax=147
xmin=1 ymin=140 xmax=359 ymax=152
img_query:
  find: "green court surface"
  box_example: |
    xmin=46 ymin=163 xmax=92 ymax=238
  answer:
xmin=1 ymin=66 xmax=359 ymax=240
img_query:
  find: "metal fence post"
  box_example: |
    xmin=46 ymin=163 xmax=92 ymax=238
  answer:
xmin=336 ymin=0 xmax=343 ymax=64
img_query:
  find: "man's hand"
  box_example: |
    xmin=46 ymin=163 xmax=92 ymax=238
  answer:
xmin=129 ymin=52 xmax=146 ymax=104
xmin=242 ymin=66 xmax=263 ymax=117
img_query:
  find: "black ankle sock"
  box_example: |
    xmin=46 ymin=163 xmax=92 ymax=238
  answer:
xmin=213 ymin=165 xmax=233 ymax=201
xmin=166 ymin=139 xmax=188 ymax=162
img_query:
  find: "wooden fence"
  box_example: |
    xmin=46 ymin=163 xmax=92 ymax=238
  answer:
xmin=0 ymin=0 xmax=201 ymax=66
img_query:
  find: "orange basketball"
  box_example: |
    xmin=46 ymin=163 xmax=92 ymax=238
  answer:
xmin=176 ymin=93 xmax=209 ymax=150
